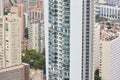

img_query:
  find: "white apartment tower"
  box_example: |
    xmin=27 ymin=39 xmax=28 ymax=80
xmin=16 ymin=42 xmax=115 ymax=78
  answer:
xmin=110 ymin=37 xmax=120 ymax=80
xmin=5 ymin=13 xmax=22 ymax=67
xmin=45 ymin=0 xmax=94 ymax=80
xmin=0 ymin=13 xmax=22 ymax=68
xmin=28 ymin=21 xmax=45 ymax=53
xmin=82 ymin=0 xmax=95 ymax=80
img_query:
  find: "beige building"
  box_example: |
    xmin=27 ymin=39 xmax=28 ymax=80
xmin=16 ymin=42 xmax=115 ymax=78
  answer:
xmin=3 ymin=13 xmax=22 ymax=67
xmin=29 ymin=6 xmax=44 ymax=23
xmin=10 ymin=3 xmax=24 ymax=41
xmin=100 ymin=41 xmax=111 ymax=80
xmin=0 ymin=63 xmax=30 ymax=80
xmin=0 ymin=14 xmax=22 ymax=68
xmin=0 ymin=13 xmax=30 ymax=80
xmin=93 ymin=23 xmax=101 ymax=70
xmin=28 ymin=22 xmax=44 ymax=53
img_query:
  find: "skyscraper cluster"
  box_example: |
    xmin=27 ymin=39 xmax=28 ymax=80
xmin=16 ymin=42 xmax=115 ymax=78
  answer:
xmin=0 ymin=0 xmax=120 ymax=80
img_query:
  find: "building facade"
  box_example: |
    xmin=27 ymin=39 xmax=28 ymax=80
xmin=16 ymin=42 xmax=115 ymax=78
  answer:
xmin=110 ymin=37 xmax=120 ymax=80
xmin=0 ymin=14 xmax=22 ymax=68
xmin=100 ymin=41 xmax=110 ymax=80
xmin=82 ymin=0 xmax=95 ymax=80
xmin=10 ymin=3 xmax=24 ymax=41
xmin=96 ymin=4 xmax=120 ymax=20
xmin=0 ymin=63 xmax=30 ymax=80
xmin=0 ymin=16 xmax=5 ymax=68
xmin=93 ymin=23 xmax=100 ymax=71
xmin=45 ymin=0 xmax=82 ymax=80
xmin=28 ymin=6 xmax=44 ymax=23
xmin=28 ymin=21 xmax=44 ymax=53
xmin=5 ymin=13 xmax=22 ymax=67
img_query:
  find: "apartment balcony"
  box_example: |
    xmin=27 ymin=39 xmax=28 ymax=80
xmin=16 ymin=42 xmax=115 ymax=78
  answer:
xmin=63 ymin=25 xmax=70 ymax=28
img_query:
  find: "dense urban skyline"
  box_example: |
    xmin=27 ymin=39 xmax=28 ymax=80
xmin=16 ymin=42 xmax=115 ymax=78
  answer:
xmin=0 ymin=0 xmax=120 ymax=80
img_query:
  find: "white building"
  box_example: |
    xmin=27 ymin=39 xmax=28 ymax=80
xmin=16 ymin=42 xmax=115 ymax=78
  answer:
xmin=28 ymin=21 xmax=44 ymax=53
xmin=96 ymin=0 xmax=106 ymax=3
xmin=110 ymin=37 xmax=120 ymax=80
xmin=99 ymin=36 xmax=120 ymax=80
xmin=5 ymin=13 xmax=22 ymax=67
xmin=82 ymin=0 xmax=95 ymax=80
xmin=45 ymin=0 xmax=94 ymax=80
xmin=96 ymin=0 xmax=120 ymax=5
xmin=0 ymin=14 xmax=22 ymax=68
xmin=93 ymin=23 xmax=100 ymax=72
xmin=106 ymin=0 xmax=120 ymax=6
xmin=96 ymin=4 xmax=120 ymax=20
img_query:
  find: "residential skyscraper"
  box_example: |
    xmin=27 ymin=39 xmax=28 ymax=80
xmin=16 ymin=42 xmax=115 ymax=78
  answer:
xmin=5 ymin=13 xmax=22 ymax=67
xmin=10 ymin=3 xmax=24 ymax=41
xmin=0 ymin=14 xmax=22 ymax=68
xmin=45 ymin=0 xmax=84 ymax=80
xmin=82 ymin=0 xmax=95 ymax=80
xmin=110 ymin=37 xmax=120 ymax=80
xmin=28 ymin=21 xmax=45 ymax=53
xmin=28 ymin=6 xmax=44 ymax=23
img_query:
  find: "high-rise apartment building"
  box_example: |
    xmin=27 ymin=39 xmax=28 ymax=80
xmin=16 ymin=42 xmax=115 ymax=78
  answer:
xmin=100 ymin=41 xmax=111 ymax=80
xmin=82 ymin=0 xmax=95 ymax=80
xmin=0 ymin=14 xmax=22 ymax=68
xmin=44 ymin=0 xmax=91 ymax=80
xmin=5 ymin=13 xmax=22 ymax=67
xmin=28 ymin=6 xmax=44 ymax=23
xmin=10 ymin=3 xmax=24 ymax=41
xmin=28 ymin=21 xmax=44 ymax=53
xmin=110 ymin=37 xmax=120 ymax=80
xmin=93 ymin=23 xmax=100 ymax=70
xmin=99 ymin=37 xmax=120 ymax=80
xmin=0 ymin=13 xmax=30 ymax=80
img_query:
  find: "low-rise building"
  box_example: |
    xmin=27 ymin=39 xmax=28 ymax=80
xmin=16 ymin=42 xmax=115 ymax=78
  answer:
xmin=0 ymin=63 xmax=30 ymax=80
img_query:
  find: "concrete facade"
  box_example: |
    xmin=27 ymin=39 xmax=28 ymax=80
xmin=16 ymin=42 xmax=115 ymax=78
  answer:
xmin=0 ymin=63 xmax=30 ymax=80
xmin=28 ymin=21 xmax=44 ymax=53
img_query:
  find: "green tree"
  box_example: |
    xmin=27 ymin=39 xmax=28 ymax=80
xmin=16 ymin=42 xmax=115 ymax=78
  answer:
xmin=33 ymin=60 xmax=40 ymax=69
xmin=94 ymin=69 xmax=101 ymax=80
xmin=22 ymin=49 xmax=45 ymax=73
xmin=106 ymin=22 xmax=112 ymax=29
